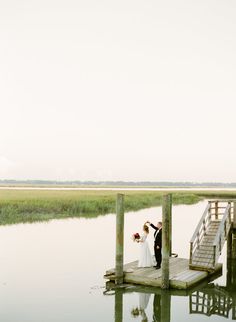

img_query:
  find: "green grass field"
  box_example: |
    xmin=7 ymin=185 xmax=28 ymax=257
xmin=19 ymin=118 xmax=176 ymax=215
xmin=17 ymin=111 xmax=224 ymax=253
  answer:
xmin=0 ymin=189 xmax=236 ymax=225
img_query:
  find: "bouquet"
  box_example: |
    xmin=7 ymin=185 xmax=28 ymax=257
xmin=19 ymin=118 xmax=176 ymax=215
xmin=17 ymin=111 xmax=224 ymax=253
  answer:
xmin=132 ymin=232 xmax=140 ymax=242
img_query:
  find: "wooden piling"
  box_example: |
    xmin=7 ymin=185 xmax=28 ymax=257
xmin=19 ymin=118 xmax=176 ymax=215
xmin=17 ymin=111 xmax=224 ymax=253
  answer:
xmin=227 ymin=230 xmax=232 ymax=260
xmin=227 ymin=258 xmax=236 ymax=291
xmin=215 ymin=201 xmax=218 ymax=220
xmin=161 ymin=194 xmax=171 ymax=289
xmin=115 ymin=194 xmax=124 ymax=285
xmin=234 ymin=201 xmax=236 ymax=228
xmin=169 ymin=194 xmax=172 ymax=256
xmin=232 ymin=230 xmax=236 ymax=260
xmin=232 ymin=202 xmax=236 ymax=260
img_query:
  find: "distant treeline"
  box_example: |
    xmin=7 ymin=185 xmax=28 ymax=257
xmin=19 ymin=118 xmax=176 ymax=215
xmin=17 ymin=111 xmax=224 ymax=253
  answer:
xmin=1 ymin=180 xmax=236 ymax=187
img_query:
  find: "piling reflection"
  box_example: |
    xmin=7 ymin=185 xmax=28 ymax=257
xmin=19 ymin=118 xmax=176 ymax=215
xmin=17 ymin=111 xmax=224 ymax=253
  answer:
xmin=105 ymin=261 xmax=236 ymax=321
xmin=115 ymin=289 xmax=123 ymax=322
xmin=153 ymin=294 xmax=161 ymax=322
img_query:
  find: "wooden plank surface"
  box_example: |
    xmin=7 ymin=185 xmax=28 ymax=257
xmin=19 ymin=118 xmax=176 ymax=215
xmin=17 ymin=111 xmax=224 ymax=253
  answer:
xmin=105 ymin=257 xmax=222 ymax=290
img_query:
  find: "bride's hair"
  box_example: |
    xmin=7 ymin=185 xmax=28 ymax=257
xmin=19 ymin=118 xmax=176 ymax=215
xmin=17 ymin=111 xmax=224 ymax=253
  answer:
xmin=143 ymin=224 xmax=149 ymax=233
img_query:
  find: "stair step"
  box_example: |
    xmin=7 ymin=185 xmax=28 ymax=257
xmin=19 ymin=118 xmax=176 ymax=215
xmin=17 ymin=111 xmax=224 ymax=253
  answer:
xmin=202 ymin=238 xmax=215 ymax=242
xmin=193 ymin=260 xmax=214 ymax=265
xmin=192 ymin=260 xmax=214 ymax=265
xmin=191 ymin=261 xmax=214 ymax=267
xmin=191 ymin=263 xmax=214 ymax=269
xmin=202 ymin=237 xmax=214 ymax=240
xmin=192 ymin=255 xmax=214 ymax=260
xmin=200 ymin=241 xmax=214 ymax=244
xmin=202 ymin=236 xmax=215 ymax=240
xmin=195 ymin=246 xmax=214 ymax=252
xmin=193 ymin=251 xmax=214 ymax=258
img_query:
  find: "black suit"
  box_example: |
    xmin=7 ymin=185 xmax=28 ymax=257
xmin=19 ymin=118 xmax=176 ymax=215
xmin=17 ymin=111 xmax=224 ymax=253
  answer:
xmin=150 ymin=224 xmax=162 ymax=267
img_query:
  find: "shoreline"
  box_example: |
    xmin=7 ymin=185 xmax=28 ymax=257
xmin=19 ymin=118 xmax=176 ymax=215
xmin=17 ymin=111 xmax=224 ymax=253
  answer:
xmin=1 ymin=186 xmax=236 ymax=191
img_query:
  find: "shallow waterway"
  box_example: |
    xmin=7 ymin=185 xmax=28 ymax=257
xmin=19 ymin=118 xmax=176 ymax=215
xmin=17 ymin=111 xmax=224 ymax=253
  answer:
xmin=0 ymin=201 xmax=234 ymax=321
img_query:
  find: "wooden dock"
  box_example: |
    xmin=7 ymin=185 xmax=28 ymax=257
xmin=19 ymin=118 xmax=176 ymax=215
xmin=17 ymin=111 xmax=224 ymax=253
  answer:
xmin=107 ymin=195 xmax=235 ymax=290
xmin=104 ymin=257 xmax=222 ymax=290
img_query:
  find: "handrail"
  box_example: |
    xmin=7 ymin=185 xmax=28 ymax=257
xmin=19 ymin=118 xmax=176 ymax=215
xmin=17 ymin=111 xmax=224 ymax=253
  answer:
xmin=190 ymin=203 xmax=210 ymax=243
xmin=213 ymin=204 xmax=231 ymax=246
xmin=189 ymin=203 xmax=212 ymax=265
xmin=212 ymin=203 xmax=232 ymax=268
xmin=190 ymin=200 xmax=234 ymax=270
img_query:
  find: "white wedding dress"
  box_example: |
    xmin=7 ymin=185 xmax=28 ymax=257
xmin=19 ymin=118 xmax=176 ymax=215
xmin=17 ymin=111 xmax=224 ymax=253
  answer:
xmin=138 ymin=232 xmax=154 ymax=268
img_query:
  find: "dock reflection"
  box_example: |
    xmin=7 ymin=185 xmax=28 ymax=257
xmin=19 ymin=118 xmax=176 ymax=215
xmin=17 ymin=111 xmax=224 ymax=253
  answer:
xmin=104 ymin=260 xmax=236 ymax=321
xmin=190 ymin=259 xmax=236 ymax=320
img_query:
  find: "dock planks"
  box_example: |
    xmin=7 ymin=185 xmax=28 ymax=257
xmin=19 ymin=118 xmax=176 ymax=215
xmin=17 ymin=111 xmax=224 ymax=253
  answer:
xmin=104 ymin=257 xmax=222 ymax=290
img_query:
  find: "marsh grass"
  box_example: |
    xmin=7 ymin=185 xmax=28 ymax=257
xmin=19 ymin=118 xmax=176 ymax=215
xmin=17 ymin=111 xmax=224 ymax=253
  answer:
xmin=0 ymin=189 xmax=236 ymax=226
xmin=0 ymin=190 xmax=201 ymax=225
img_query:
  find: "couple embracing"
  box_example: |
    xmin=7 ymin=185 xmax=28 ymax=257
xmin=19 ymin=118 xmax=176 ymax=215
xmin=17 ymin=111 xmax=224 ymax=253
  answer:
xmin=137 ymin=221 xmax=162 ymax=269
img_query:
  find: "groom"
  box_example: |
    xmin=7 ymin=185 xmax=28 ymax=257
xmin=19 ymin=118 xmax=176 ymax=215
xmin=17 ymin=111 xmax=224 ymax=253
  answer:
xmin=147 ymin=221 xmax=162 ymax=269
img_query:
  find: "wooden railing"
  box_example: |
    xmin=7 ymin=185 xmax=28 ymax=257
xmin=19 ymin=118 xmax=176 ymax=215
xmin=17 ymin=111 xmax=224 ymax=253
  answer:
xmin=189 ymin=202 xmax=211 ymax=265
xmin=190 ymin=200 xmax=235 ymax=268
xmin=213 ymin=203 xmax=232 ymax=268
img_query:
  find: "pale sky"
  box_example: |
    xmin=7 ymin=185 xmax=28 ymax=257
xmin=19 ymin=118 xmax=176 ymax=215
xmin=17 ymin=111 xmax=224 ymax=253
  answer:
xmin=0 ymin=0 xmax=236 ymax=182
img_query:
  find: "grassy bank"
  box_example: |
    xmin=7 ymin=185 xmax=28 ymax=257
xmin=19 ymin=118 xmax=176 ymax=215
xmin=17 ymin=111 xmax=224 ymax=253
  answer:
xmin=0 ymin=189 xmax=236 ymax=226
xmin=0 ymin=189 xmax=203 ymax=225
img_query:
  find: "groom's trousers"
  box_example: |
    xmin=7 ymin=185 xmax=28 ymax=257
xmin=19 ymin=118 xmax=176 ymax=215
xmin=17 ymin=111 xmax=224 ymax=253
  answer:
xmin=154 ymin=246 xmax=162 ymax=267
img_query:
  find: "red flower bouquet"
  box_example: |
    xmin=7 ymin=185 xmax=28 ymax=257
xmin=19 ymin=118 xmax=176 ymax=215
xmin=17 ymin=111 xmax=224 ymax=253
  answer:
xmin=132 ymin=232 xmax=140 ymax=242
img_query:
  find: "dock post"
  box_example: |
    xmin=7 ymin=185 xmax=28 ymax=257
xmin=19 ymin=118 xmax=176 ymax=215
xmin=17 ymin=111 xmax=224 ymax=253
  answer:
xmin=161 ymin=194 xmax=171 ymax=289
xmin=232 ymin=230 xmax=236 ymax=260
xmin=234 ymin=201 xmax=236 ymax=228
xmin=232 ymin=202 xmax=236 ymax=260
xmin=115 ymin=193 xmax=124 ymax=285
xmin=227 ymin=230 xmax=232 ymax=260
xmin=169 ymin=194 xmax=172 ymax=256
xmin=227 ymin=257 xmax=236 ymax=291
xmin=215 ymin=201 xmax=218 ymax=220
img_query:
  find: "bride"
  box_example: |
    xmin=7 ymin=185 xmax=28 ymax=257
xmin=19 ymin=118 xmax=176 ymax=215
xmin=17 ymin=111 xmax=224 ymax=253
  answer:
xmin=137 ymin=224 xmax=154 ymax=268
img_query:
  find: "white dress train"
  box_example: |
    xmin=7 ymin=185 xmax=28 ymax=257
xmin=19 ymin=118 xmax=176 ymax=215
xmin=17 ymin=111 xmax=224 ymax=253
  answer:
xmin=138 ymin=233 xmax=154 ymax=267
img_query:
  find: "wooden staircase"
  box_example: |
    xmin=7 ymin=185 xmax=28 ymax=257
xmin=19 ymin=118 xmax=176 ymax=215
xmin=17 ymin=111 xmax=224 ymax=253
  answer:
xmin=190 ymin=220 xmax=221 ymax=270
xmin=189 ymin=201 xmax=234 ymax=272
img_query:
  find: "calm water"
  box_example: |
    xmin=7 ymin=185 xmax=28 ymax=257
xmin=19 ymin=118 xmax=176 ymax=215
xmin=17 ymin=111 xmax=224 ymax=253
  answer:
xmin=0 ymin=201 xmax=235 ymax=321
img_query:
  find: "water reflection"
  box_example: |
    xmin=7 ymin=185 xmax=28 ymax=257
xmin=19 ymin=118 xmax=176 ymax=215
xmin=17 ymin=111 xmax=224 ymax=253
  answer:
xmin=131 ymin=293 xmax=150 ymax=321
xmin=190 ymin=284 xmax=234 ymax=318
xmin=106 ymin=260 xmax=236 ymax=321
xmin=153 ymin=294 xmax=161 ymax=322
xmin=1 ymin=201 xmax=234 ymax=321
